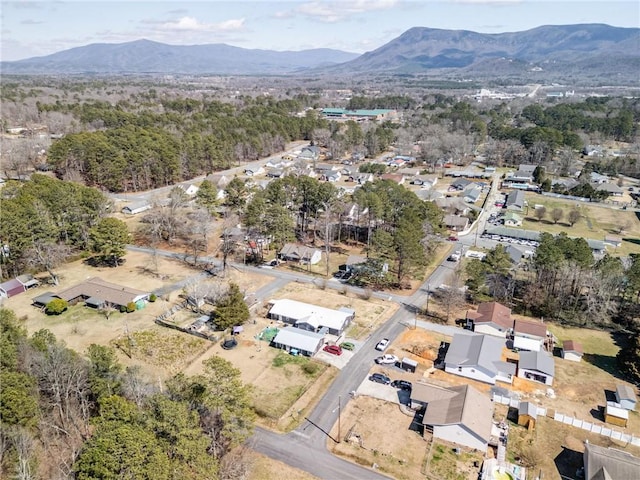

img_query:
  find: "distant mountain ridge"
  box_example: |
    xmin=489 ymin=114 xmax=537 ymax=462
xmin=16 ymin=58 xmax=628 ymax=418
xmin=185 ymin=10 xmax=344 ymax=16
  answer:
xmin=1 ymin=39 xmax=359 ymax=75
xmin=2 ymin=24 xmax=639 ymax=77
xmin=328 ymin=24 xmax=640 ymax=75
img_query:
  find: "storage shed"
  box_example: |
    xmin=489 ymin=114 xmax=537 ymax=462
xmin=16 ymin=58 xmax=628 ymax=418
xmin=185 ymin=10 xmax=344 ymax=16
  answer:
xmin=605 ymin=402 xmax=629 ymax=428
xmin=0 ymin=278 xmax=26 ymax=298
xmin=615 ymin=384 xmax=637 ymax=411
xmin=517 ymin=401 xmax=538 ymax=431
xmin=401 ymin=357 xmax=418 ymax=373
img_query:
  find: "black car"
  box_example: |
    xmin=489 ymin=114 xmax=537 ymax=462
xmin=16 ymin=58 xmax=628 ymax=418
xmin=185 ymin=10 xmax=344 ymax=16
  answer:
xmin=221 ymin=337 xmax=238 ymax=350
xmin=369 ymin=373 xmax=391 ymax=385
xmin=391 ymin=380 xmax=412 ymax=391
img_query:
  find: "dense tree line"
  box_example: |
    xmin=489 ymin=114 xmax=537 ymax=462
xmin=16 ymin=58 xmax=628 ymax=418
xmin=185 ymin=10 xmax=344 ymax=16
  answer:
xmin=0 ymin=308 xmax=253 ymax=479
xmin=0 ymin=175 xmax=110 ymax=281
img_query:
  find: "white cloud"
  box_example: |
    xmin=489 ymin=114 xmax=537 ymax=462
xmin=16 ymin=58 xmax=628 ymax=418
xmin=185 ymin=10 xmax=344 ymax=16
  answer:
xmin=158 ymin=16 xmax=245 ymax=33
xmin=293 ymin=0 xmax=399 ymax=23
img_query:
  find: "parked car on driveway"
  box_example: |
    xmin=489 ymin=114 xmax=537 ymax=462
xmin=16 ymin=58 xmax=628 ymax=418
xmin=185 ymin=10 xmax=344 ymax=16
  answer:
xmin=375 ymin=354 xmax=399 ymax=365
xmin=323 ymin=344 xmax=342 ymax=356
xmin=340 ymin=341 xmax=355 ymax=351
xmin=368 ymin=373 xmax=391 ymax=385
xmin=391 ymin=379 xmax=412 ymax=391
xmin=375 ymin=338 xmax=390 ymax=351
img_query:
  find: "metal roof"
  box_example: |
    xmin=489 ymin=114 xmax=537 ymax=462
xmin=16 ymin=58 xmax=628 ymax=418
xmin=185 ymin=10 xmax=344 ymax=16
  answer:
xmin=272 ymin=327 xmax=324 ymax=353
xmin=519 ymin=350 xmax=555 ymax=377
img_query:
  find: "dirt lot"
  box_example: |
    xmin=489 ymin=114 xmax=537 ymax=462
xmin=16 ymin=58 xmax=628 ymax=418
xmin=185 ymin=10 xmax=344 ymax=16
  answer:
xmin=246 ymin=451 xmax=320 ymax=480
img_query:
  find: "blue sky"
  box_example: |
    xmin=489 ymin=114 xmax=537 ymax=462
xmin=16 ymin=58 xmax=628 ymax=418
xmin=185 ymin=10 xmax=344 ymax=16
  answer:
xmin=2 ymin=0 xmax=639 ymax=61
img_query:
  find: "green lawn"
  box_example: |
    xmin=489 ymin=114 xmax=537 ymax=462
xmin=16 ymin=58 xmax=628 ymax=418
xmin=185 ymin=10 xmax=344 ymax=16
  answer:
xmin=521 ymin=193 xmax=640 ymax=255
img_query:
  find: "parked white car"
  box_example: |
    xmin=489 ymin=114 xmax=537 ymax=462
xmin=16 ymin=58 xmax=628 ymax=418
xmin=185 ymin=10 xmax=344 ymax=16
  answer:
xmin=375 ymin=338 xmax=390 ymax=351
xmin=375 ymin=354 xmax=399 ymax=365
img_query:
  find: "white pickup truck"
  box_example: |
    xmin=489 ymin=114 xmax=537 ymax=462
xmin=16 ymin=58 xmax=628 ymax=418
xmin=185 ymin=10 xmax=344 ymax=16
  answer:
xmin=447 ymin=250 xmax=461 ymax=262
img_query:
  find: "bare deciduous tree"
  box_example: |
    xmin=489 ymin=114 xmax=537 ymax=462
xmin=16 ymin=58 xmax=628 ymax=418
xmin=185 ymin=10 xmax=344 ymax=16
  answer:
xmin=550 ymin=207 xmax=564 ymax=224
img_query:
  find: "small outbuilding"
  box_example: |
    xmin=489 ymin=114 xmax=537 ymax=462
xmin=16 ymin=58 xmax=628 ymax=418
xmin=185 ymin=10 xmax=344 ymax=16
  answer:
xmin=517 ymin=401 xmax=538 ymax=431
xmin=0 ymin=278 xmax=26 ymax=298
xmin=32 ymin=292 xmax=61 ymax=309
xmin=561 ymin=340 xmax=584 ymax=362
xmin=121 ymin=201 xmax=152 ymax=215
xmin=401 ymin=357 xmax=418 ymax=373
xmin=605 ymin=402 xmax=629 ymax=428
xmin=16 ymin=274 xmax=39 ymax=289
xmin=615 ymin=384 xmax=637 ymax=411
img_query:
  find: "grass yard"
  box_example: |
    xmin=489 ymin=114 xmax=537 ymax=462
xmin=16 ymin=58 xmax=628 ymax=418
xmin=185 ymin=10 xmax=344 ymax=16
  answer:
xmin=246 ymin=451 xmax=320 ymax=480
xmin=426 ymin=442 xmax=483 ymax=480
xmin=521 ymin=193 xmax=640 ymax=255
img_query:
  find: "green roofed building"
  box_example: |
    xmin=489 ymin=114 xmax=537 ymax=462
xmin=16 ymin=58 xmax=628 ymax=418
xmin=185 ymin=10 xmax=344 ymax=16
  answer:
xmin=321 ymin=108 xmax=398 ymax=122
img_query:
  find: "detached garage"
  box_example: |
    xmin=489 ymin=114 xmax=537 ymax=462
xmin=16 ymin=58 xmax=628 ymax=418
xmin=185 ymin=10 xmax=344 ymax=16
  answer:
xmin=0 ymin=278 xmax=26 ymax=298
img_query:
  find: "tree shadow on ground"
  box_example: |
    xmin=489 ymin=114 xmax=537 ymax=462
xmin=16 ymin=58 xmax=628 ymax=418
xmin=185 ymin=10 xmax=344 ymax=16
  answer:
xmin=582 ymin=331 xmax=630 ymax=382
xmin=554 ymin=446 xmax=583 ymax=480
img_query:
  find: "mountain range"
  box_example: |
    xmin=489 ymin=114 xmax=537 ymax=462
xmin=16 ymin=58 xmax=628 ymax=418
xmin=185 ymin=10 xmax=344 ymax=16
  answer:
xmin=2 ymin=24 xmax=638 ymax=77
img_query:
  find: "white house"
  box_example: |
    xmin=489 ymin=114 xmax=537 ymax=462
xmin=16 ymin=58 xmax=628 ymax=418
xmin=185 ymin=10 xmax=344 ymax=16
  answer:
xmin=121 ymin=201 xmax=152 ymax=215
xmin=267 ymin=299 xmax=354 ymax=336
xmin=244 ymin=165 xmax=265 ymax=176
xmin=615 ymin=384 xmax=637 ymax=411
xmin=272 ymin=327 xmax=325 ymax=357
xmin=444 ymin=333 xmax=516 ymax=385
xmin=411 ymin=383 xmax=494 ymax=451
xmin=466 ymin=302 xmax=513 ymax=338
xmin=561 ymin=340 xmax=583 ymax=362
xmin=512 ymin=319 xmax=547 ymax=352
xmin=279 ymin=243 xmax=322 ymax=265
xmin=517 ymin=350 xmax=554 ymax=386
xmin=179 ymin=184 xmax=199 ymax=196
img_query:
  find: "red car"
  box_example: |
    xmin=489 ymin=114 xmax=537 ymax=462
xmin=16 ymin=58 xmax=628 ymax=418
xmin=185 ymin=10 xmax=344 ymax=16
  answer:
xmin=448 ymin=235 xmax=458 ymax=241
xmin=323 ymin=344 xmax=343 ymax=356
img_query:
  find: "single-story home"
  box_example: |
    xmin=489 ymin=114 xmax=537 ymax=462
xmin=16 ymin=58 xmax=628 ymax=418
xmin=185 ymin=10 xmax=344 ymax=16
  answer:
xmin=466 ymin=301 xmax=513 ymax=338
xmin=0 ymin=278 xmax=26 ymax=298
xmin=615 ymin=384 xmax=637 ymax=411
xmin=179 ymin=184 xmax=199 ymax=195
xmin=503 ymin=212 xmax=523 ymax=227
xmin=505 ymin=190 xmax=525 ymax=211
xmin=272 ymin=326 xmax=325 ymax=357
xmin=583 ymin=442 xmax=640 ymax=480
xmin=411 ymin=383 xmax=494 ymax=451
xmin=444 ymin=333 xmax=516 ymax=385
xmin=244 ymin=166 xmax=265 ymax=176
xmin=267 ymin=299 xmax=354 ymax=336
xmin=596 ymin=183 xmax=624 ymax=196
xmin=561 ymin=340 xmax=583 ymax=362
xmin=450 ymin=178 xmax=472 ymax=191
xmin=121 ymin=201 xmax=152 ymax=215
xmin=604 ymin=235 xmax=623 ymax=248
xmin=444 ymin=214 xmax=469 ymax=232
xmin=512 ymin=319 xmax=547 ymax=352
xmin=517 ymin=350 xmax=554 ymax=386
xmin=345 ymin=255 xmax=367 ymax=272
xmin=279 ymin=243 xmax=322 ymax=265
xmin=463 ymin=185 xmax=482 ymax=204
xmin=380 ymin=173 xmax=404 ymax=185
xmin=57 ymin=277 xmax=150 ymax=310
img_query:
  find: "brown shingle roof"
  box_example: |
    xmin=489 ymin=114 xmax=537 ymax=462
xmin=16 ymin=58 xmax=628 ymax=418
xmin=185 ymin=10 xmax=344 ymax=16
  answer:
xmin=563 ymin=340 xmax=583 ymax=354
xmin=57 ymin=277 xmax=149 ymax=307
xmin=513 ymin=319 xmax=547 ymax=338
xmin=466 ymin=301 xmax=513 ymax=329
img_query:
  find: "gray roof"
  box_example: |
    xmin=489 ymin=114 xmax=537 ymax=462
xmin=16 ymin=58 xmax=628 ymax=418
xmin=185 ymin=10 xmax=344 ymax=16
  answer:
xmin=519 ymin=350 xmax=555 ymax=377
xmin=584 ymin=443 xmax=640 ymax=480
xmin=518 ymin=401 xmax=538 ymax=419
xmin=445 ymin=333 xmax=508 ymax=376
xmin=615 ymin=384 xmax=637 ymax=403
xmin=506 ymin=189 xmax=525 ymax=209
xmin=272 ymin=326 xmax=324 ymax=353
xmin=32 ymin=291 xmax=60 ymax=306
xmin=517 ymin=164 xmax=537 ymax=174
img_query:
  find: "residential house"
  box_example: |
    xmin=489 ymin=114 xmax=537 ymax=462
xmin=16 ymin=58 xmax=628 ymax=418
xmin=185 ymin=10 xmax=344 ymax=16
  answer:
xmin=267 ymin=299 xmax=354 ymax=336
xmin=179 ymin=184 xmax=199 ymax=195
xmin=596 ymin=183 xmax=624 ymax=196
xmin=561 ymin=340 xmax=583 ymax=362
xmin=505 ymin=164 xmax=536 ymax=183
xmin=436 ymin=197 xmax=471 ymax=216
xmin=345 ymin=255 xmax=367 ymax=273
xmin=244 ymin=165 xmax=265 ymax=176
xmin=32 ymin=291 xmax=62 ymax=309
xmin=411 ymin=175 xmax=438 ymax=188
xmin=298 ymin=145 xmax=321 ymax=161
xmin=348 ymin=173 xmax=374 ymax=184
xmin=444 ymin=214 xmax=469 ymax=232
xmin=411 ymin=383 xmax=494 ymax=451
xmin=604 ymin=235 xmax=623 ymax=248
xmin=512 ymin=319 xmax=547 ymax=352
xmin=444 ymin=333 xmax=516 ymax=385
xmin=505 ymin=245 xmax=526 ymax=265
xmin=204 ymin=173 xmax=231 ymax=189
xmin=272 ymin=326 xmax=325 ymax=357
xmin=552 ymin=178 xmax=580 ymax=191
xmin=583 ymin=442 xmax=640 ymax=480
xmin=505 ymin=190 xmax=525 ymax=211
xmin=590 ymin=172 xmax=609 ymax=184
xmin=279 ymin=243 xmax=322 ymax=265
xmin=380 ymin=173 xmax=404 ymax=185
xmin=16 ymin=274 xmax=39 ymax=289
xmin=615 ymin=384 xmax=637 ymax=411
xmin=466 ymin=301 xmax=513 ymax=338
xmin=450 ymin=178 xmax=472 ymax=191
xmin=342 ymin=203 xmax=369 ymax=224
xmin=266 ymin=168 xmax=285 ymax=178
xmin=121 ymin=201 xmax=152 ymax=215
xmin=0 ymin=278 xmax=26 ymax=298
xmin=503 ymin=212 xmax=523 ymax=227
xmin=517 ymin=350 xmax=554 ymax=385
xmin=463 ymin=184 xmax=482 ymax=203
xmin=56 ymin=277 xmax=150 ymax=310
